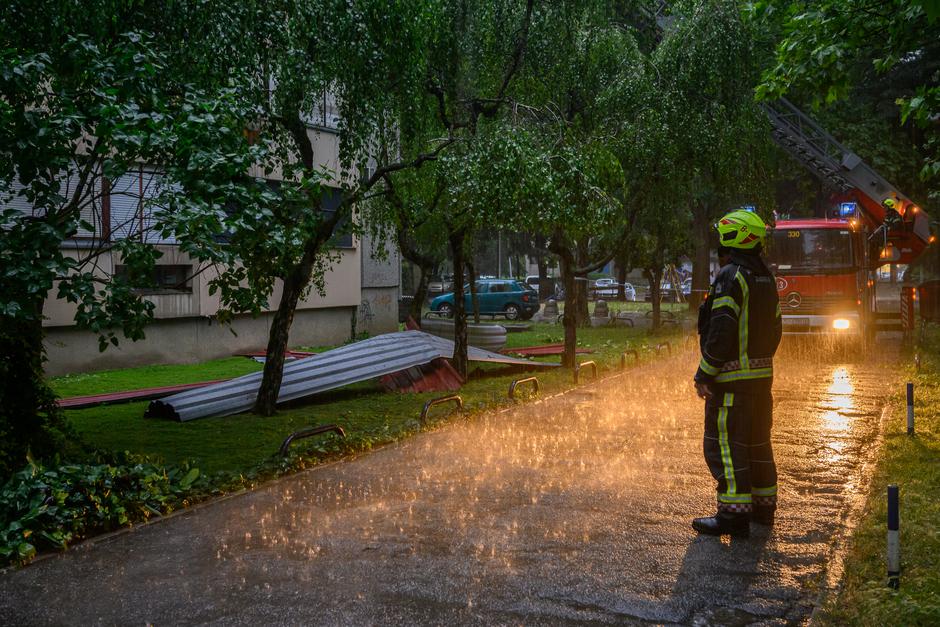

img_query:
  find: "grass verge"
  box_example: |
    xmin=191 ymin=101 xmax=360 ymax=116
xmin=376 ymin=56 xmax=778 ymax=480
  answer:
xmin=817 ymin=325 xmax=940 ymax=625
xmin=52 ymin=321 xmax=688 ymax=476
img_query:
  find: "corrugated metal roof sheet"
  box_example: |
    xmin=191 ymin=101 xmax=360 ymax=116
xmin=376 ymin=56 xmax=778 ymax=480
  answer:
xmin=58 ymin=379 xmax=227 ymax=409
xmin=145 ymin=331 xmax=557 ymax=422
xmin=379 ymin=358 xmax=464 ymax=393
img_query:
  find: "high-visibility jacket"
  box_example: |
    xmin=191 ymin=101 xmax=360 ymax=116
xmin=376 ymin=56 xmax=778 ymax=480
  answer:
xmin=695 ymin=251 xmax=782 ymax=387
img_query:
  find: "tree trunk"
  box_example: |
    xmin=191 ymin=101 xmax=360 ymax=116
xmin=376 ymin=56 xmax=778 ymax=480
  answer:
xmin=616 ymin=263 xmax=628 ymax=302
xmin=575 ymin=239 xmax=591 ymax=325
xmin=0 ymin=300 xmax=69 ymax=479
xmin=409 ymin=263 xmax=435 ymax=324
xmin=449 ymin=230 xmax=469 ymax=378
xmin=690 ymin=202 xmax=710 ymax=310
xmin=537 ymin=254 xmax=550 ymax=302
xmin=253 ymin=258 xmax=313 ymax=415
xmin=575 ymin=274 xmax=590 ymax=326
xmin=645 ymin=267 xmax=663 ymax=331
xmin=468 ymin=260 xmax=480 ymax=324
xmin=559 ymin=255 xmax=578 ymax=369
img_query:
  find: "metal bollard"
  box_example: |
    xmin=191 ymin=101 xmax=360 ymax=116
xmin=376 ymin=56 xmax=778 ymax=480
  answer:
xmin=907 ymin=382 xmax=914 ymax=435
xmin=887 ymin=484 xmax=900 ymax=589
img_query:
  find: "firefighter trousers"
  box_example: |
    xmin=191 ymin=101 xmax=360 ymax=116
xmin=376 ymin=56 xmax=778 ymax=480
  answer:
xmin=703 ymin=382 xmax=777 ymax=515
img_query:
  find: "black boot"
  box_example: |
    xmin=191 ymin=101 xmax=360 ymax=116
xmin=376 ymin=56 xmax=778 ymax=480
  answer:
xmin=752 ymin=505 xmax=775 ymax=526
xmin=692 ymin=512 xmax=750 ymax=537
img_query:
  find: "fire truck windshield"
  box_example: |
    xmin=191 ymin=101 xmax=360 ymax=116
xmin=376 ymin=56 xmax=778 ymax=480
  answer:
xmin=768 ymin=228 xmax=854 ymax=274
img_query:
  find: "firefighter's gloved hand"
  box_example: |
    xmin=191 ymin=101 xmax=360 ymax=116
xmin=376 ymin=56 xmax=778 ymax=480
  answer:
xmin=695 ymin=381 xmax=714 ymax=401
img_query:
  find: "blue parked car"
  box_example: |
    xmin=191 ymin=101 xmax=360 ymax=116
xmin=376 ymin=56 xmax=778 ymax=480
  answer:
xmin=430 ymin=279 xmax=539 ymax=320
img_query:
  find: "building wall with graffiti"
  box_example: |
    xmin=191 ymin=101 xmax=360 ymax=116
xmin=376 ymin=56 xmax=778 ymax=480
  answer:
xmin=356 ymin=230 xmax=401 ymax=338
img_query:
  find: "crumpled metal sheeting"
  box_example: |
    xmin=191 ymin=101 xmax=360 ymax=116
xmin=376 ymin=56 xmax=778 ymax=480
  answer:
xmin=146 ymin=330 xmax=556 ymax=422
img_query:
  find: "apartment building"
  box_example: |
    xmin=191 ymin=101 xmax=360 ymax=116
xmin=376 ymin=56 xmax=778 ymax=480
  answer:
xmin=8 ymin=101 xmax=400 ymax=375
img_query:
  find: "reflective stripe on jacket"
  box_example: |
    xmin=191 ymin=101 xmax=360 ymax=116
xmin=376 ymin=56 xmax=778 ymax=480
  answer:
xmin=695 ymin=251 xmax=782 ymax=386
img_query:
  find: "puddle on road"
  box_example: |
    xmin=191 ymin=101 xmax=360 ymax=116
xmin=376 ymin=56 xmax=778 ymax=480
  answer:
xmin=816 ymin=367 xmax=857 ymax=464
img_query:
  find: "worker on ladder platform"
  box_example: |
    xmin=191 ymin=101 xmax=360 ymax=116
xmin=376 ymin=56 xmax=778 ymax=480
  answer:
xmin=692 ymin=210 xmax=782 ymax=537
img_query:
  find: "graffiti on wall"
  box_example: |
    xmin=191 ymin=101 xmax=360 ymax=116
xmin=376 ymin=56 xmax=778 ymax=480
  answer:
xmin=358 ymin=293 xmax=393 ymax=326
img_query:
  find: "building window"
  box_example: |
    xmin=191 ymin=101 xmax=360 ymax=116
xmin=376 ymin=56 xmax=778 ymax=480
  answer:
xmin=115 ymin=264 xmax=193 ymax=294
xmin=257 ymin=182 xmax=354 ymax=249
xmin=321 ymin=186 xmax=354 ymax=249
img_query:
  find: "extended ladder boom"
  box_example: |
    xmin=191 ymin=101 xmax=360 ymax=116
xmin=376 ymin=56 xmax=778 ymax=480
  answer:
xmin=763 ymin=98 xmax=931 ymax=264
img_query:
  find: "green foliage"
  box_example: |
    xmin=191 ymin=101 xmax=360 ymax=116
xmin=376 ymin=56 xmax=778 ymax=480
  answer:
xmin=0 ymin=31 xmax=170 ymax=337
xmin=0 ymin=1 xmax=271 ymax=468
xmin=653 ymin=0 xmax=776 ymax=212
xmin=0 ymin=455 xmax=205 ymax=566
xmin=759 ymin=0 xmax=940 ymax=199
xmin=0 ymin=318 xmax=76 ymax=480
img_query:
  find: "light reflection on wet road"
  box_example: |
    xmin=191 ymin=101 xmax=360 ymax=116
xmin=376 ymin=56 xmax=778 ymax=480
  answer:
xmin=0 ymin=340 xmax=898 ymax=625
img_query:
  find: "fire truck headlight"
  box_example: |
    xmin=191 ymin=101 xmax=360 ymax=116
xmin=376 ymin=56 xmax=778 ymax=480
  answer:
xmin=832 ymin=318 xmax=851 ymax=330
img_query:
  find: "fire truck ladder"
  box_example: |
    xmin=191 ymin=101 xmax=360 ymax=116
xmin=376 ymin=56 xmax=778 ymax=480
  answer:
xmin=762 ymin=98 xmax=931 ymax=258
xmin=763 ymin=98 xmax=915 ymax=208
xmin=761 ymin=98 xmax=853 ymax=193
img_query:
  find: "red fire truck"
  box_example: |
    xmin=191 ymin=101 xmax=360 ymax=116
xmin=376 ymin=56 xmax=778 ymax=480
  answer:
xmin=769 ymin=217 xmax=873 ymax=337
xmin=762 ymin=100 xmax=934 ymax=338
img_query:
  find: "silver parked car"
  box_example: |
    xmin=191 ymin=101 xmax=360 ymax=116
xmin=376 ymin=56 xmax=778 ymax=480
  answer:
xmin=592 ymin=278 xmax=636 ymax=301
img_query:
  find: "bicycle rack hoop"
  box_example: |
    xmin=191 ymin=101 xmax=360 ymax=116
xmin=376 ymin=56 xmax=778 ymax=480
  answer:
xmin=574 ymin=360 xmax=598 ymax=384
xmin=420 ymin=395 xmax=464 ymax=423
xmin=508 ymin=377 xmax=540 ymax=399
xmin=279 ymin=424 xmax=346 ymax=457
xmin=620 ymin=349 xmax=639 ymax=370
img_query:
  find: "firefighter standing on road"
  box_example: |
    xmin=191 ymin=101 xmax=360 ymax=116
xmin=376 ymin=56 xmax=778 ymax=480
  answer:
xmin=693 ymin=210 xmax=782 ymax=537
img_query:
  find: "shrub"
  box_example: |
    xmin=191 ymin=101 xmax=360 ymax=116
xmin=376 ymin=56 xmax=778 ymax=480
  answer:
xmin=0 ymin=456 xmax=203 ymax=566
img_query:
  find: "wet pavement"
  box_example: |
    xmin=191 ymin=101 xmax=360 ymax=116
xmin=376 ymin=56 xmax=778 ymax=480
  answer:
xmin=0 ymin=340 xmax=898 ymax=625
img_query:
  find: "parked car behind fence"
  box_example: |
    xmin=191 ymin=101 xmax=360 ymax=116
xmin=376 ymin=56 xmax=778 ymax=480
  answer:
xmin=525 ymin=275 xmax=557 ymax=302
xmin=426 ymin=276 xmax=453 ymax=300
xmin=430 ymin=279 xmax=540 ymax=320
xmin=591 ymin=278 xmax=636 ymax=301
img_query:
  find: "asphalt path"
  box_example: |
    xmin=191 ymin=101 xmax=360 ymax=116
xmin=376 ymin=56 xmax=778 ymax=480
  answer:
xmin=0 ymin=339 xmax=898 ymax=625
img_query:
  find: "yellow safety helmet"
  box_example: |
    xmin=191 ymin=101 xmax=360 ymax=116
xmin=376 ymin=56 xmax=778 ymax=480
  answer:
xmin=715 ymin=210 xmax=767 ymax=250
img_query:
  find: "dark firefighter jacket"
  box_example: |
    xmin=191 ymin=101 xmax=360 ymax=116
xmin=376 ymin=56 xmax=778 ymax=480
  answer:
xmin=695 ymin=250 xmax=782 ymax=388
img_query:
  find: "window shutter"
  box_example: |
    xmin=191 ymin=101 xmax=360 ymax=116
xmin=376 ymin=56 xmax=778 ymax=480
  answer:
xmin=140 ymin=170 xmax=177 ymax=244
xmin=108 ymin=170 xmax=143 ymax=240
xmin=3 ymin=173 xmax=102 ymax=239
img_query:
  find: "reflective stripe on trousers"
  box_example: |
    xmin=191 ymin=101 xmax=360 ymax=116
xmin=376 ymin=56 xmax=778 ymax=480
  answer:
xmin=703 ymin=383 xmax=777 ymax=513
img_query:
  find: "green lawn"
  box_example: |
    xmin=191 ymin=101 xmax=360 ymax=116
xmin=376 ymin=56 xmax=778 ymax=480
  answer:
xmin=818 ymin=325 xmax=940 ymax=625
xmin=52 ymin=319 xmax=688 ymax=476
xmin=52 ymin=357 xmax=264 ymax=398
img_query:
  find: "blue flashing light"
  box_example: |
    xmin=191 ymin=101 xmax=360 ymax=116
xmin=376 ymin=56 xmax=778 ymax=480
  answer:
xmin=839 ymin=202 xmax=857 ymax=218
xmin=742 ymin=205 xmax=756 ymax=212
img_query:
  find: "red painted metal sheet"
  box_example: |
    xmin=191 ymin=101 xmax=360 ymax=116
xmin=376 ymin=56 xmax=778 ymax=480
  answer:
xmin=380 ymin=358 xmax=463 ymax=393
xmin=501 ymin=343 xmax=594 ymax=356
xmin=58 ymin=379 xmax=227 ymax=409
